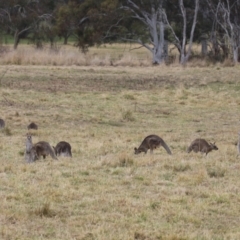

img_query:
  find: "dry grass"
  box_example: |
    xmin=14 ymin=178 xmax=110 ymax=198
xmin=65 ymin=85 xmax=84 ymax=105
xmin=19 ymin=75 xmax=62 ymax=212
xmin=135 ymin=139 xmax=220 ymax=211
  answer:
xmin=0 ymin=43 xmax=153 ymax=67
xmin=0 ymin=43 xmax=230 ymax=67
xmin=0 ymin=63 xmax=240 ymax=239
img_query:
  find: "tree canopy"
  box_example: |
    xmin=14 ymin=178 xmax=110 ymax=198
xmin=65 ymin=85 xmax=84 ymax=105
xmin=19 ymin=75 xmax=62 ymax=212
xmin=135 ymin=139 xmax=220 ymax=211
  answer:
xmin=1 ymin=0 xmax=240 ymax=64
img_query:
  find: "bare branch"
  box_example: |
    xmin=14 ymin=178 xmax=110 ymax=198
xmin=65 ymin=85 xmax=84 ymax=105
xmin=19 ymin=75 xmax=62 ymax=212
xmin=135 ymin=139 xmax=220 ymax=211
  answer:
xmin=102 ymin=16 xmax=125 ymax=40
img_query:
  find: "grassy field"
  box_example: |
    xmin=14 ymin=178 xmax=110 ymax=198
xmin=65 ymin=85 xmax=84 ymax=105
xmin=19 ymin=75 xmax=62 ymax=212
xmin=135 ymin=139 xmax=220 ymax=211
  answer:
xmin=0 ymin=42 xmax=153 ymax=67
xmin=0 ymin=62 xmax=240 ymax=240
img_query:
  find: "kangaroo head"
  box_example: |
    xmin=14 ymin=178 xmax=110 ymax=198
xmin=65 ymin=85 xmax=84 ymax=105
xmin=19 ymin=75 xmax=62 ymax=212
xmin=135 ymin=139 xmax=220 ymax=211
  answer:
xmin=134 ymin=147 xmax=140 ymax=154
xmin=26 ymin=133 xmax=32 ymax=141
xmin=134 ymin=147 xmax=147 ymax=154
xmin=210 ymin=142 xmax=218 ymax=150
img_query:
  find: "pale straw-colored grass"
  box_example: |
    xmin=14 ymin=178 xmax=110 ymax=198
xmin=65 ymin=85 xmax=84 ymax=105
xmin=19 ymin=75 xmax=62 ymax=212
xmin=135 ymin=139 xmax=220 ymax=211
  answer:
xmin=0 ymin=44 xmax=152 ymax=67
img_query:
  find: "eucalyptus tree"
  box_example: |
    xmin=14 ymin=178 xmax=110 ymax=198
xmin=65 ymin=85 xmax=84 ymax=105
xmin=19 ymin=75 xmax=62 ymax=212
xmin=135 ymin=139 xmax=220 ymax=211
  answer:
xmin=165 ymin=0 xmax=200 ymax=65
xmin=0 ymin=0 xmax=60 ymax=49
xmin=206 ymin=0 xmax=240 ymax=63
xmin=119 ymin=0 xmax=200 ymax=65
xmin=55 ymin=1 xmax=76 ymax=44
xmin=59 ymin=0 xmax=120 ymax=52
xmin=0 ymin=0 xmax=35 ymax=49
xmin=29 ymin=0 xmax=62 ymax=48
xmin=120 ymin=0 xmax=167 ymax=64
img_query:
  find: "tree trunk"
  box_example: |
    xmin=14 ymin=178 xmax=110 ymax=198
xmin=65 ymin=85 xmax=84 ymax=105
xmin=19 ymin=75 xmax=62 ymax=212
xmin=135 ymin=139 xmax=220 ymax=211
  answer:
xmin=14 ymin=30 xmax=20 ymax=50
xmin=233 ymin=46 xmax=238 ymax=63
xmin=124 ymin=0 xmax=166 ymax=65
xmin=152 ymin=18 xmax=165 ymax=64
xmin=152 ymin=47 xmax=163 ymax=64
xmin=63 ymin=35 xmax=68 ymax=45
xmin=201 ymin=39 xmax=208 ymax=56
xmin=13 ymin=27 xmax=31 ymax=50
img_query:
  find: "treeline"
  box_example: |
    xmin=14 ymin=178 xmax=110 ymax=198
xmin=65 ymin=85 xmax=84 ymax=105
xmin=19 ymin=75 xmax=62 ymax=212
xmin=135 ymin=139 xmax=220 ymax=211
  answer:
xmin=0 ymin=0 xmax=240 ymax=65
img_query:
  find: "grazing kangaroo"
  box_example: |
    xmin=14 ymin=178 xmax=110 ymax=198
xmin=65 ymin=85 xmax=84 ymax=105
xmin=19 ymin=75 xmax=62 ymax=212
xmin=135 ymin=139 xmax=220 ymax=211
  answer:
xmin=0 ymin=118 xmax=5 ymax=128
xmin=53 ymin=141 xmax=72 ymax=157
xmin=27 ymin=122 xmax=38 ymax=130
xmin=187 ymin=138 xmax=218 ymax=155
xmin=134 ymin=134 xmax=172 ymax=155
xmin=33 ymin=141 xmax=58 ymax=160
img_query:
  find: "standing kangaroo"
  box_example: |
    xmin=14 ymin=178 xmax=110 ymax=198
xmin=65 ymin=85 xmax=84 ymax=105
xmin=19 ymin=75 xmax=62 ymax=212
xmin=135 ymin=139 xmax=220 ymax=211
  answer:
xmin=25 ymin=133 xmax=37 ymax=163
xmin=134 ymin=135 xmax=172 ymax=155
xmin=53 ymin=141 xmax=72 ymax=157
xmin=187 ymin=138 xmax=218 ymax=155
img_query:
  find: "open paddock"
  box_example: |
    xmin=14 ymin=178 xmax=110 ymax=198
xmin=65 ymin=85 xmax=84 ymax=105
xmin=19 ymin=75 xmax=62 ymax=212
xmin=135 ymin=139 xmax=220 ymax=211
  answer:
xmin=0 ymin=64 xmax=240 ymax=239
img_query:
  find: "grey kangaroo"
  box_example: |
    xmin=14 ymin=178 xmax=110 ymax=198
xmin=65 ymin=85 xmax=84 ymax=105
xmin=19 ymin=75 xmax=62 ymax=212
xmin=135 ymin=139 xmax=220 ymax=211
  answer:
xmin=134 ymin=134 xmax=172 ymax=155
xmin=187 ymin=138 xmax=218 ymax=155
xmin=0 ymin=118 xmax=5 ymax=128
xmin=27 ymin=122 xmax=38 ymax=130
xmin=53 ymin=141 xmax=72 ymax=157
xmin=24 ymin=134 xmax=58 ymax=162
xmin=25 ymin=133 xmax=37 ymax=163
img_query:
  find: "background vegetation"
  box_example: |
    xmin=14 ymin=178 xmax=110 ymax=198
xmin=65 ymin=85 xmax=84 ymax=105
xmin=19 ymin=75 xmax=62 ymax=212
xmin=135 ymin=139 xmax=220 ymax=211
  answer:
xmin=1 ymin=0 xmax=240 ymax=64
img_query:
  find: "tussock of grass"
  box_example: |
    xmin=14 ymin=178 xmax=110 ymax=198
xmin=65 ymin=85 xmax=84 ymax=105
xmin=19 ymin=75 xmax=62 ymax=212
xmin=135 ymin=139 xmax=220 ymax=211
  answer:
xmin=207 ymin=166 xmax=226 ymax=178
xmin=173 ymin=163 xmax=191 ymax=172
xmin=122 ymin=110 xmax=135 ymax=122
xmin=2 ymin=126 xmax=12 ymax=136
xmin=29 ymin=202 xmax=56 ymax=218
xmin=101 ymin=153 xmax=134 ymax=168
xmin=118 ymin=153 xmax=134 ymax=167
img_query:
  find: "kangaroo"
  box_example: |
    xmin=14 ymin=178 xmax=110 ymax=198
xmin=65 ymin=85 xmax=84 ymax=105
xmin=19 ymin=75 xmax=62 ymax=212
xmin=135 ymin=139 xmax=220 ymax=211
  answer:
xmin=0 ymin=118 xmax=5 ymax=129
xmin=33 ymin=141 xmax=58 ymax=160
xmin=134 ymin=134 xmax=172 ymax=155
xmin=187 ymin=138 xmax=218 ymax=155
xmin=53 ymin=141 xmax=72 ymax=157
xmin=25 ymin=133 xmax=37 ymax=163
xmin=24 ymin=134 xmax=58 ymax=162
xmin=27 ymin=122 xmax=38 ymax=130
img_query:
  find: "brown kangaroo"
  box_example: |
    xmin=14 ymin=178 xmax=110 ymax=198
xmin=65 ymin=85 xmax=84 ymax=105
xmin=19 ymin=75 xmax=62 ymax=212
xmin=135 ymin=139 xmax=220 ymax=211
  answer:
xmin=27 ymin=122 xmax=38 ymax=130
xmin=33 ymin=141 xmax=58 ymax=160
xmin=187 ymin=138 xmax=218 ymax=155
xmin=53 ymin=141 xmax=72 ymax=157
xmin=0 ymin=118 xmax=5 ymax=129
xmin=134 ymin=135 xmax=172 ymax=155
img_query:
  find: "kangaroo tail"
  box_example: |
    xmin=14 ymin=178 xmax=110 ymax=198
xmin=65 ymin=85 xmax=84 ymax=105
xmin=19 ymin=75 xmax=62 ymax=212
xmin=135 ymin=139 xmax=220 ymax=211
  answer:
xmin=161 ymin=140 xmax=172 ymax=155
xmin=49 ymin=146 xmax=58 ymax=160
